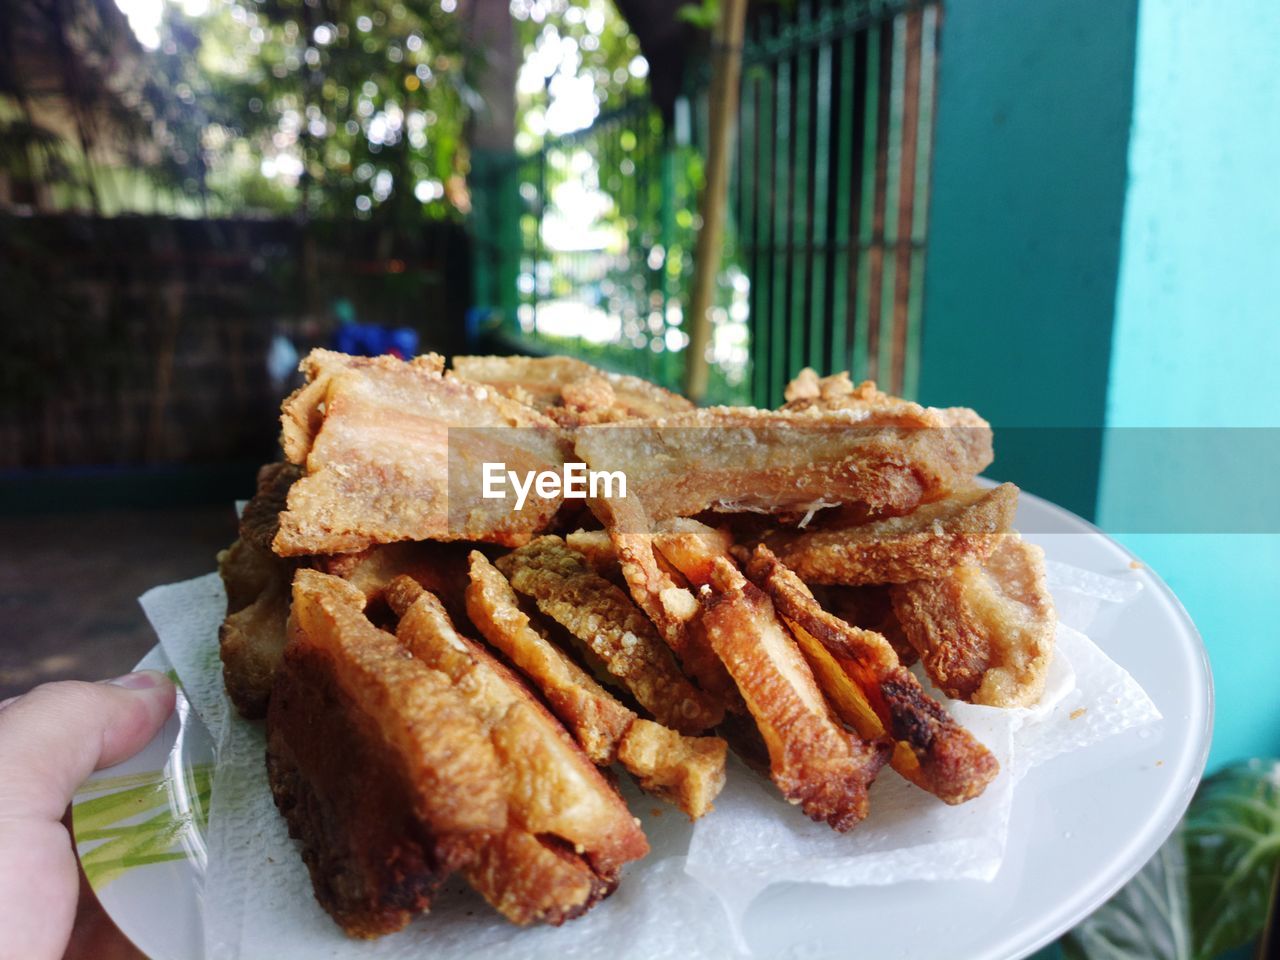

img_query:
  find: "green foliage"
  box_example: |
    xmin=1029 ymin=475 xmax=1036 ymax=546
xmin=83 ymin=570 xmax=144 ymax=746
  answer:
xmin=1062 ymin=760 xmax=1280 ymax=960
xmin=676 ymin=0 xmax=721 ymax=31
xmin=510 ymin=0 xmax=645 ymax=151
xmin=0 ymin=0 xmax=474 ymax=219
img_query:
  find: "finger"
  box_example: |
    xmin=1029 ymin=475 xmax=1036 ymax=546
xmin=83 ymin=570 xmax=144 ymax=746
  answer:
xmin=0 ymin=672 xmax=176 ymax=824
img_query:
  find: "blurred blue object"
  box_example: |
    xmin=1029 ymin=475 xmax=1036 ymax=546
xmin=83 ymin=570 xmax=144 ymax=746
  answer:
xmin=330 ymin=323 xmax=419 ymax=359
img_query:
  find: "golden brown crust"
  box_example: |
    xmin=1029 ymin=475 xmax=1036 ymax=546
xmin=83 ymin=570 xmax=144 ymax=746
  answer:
xmin=287 ymin=570 xmax=508 ymax=831
xmin=496 ymin=537 xmax=724 ymax=734
xmin=699 ymin=558 xmax=890 ymax=831
xmin=891 ymin=535 xmax=1057 ymax=707
xmin=760 ymin=483 xmax=1019 ymax=585
xmin=616 ymin=719 xmax=728 ymax=820
xmin=266 ymin=569 xmax=507 ymax=937
xmin=745 ymin=546 xmax=998 ymax=805
xmin=574 ymin=406 xmax=985 ymax=523
xmin=817 ymin=584 xmax=917 ymax=666
xmin=387 ymin=578 xmax=648 ymax=896
xmin=466 ymin=553 xmax=726 ymax=819
xmin=266 ymin=646 xmax=466 ymax=939
xmin=780 ymin=371 xmax=994 ymax=479
xmin=273 ymin=349 xmax=567 ymax=556
xmin=462 ymin=830 xmax=613 ymax=927
xmin=452 ymin=354 xmax=693 ymax=425
xmin=217 ymin=537 xmax=297 ymax=718
xmin=465 ymin=552 xmax=636 ymax=765
xmin=239 ymin=462 xmax=304 ymax=552
xmin=597 ymin=500 xmax=736 ymax=708
xmin=316 ymin=540 xmax=472 ymax=625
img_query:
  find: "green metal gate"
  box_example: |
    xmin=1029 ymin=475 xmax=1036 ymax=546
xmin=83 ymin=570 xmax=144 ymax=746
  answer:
xmin=470 ymin=0 xmax=940 ymax=407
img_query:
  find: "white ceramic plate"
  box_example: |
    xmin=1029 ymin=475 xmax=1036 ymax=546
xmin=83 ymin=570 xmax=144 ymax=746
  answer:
xmin=72 ymin=489 xmax=1212 ymax=960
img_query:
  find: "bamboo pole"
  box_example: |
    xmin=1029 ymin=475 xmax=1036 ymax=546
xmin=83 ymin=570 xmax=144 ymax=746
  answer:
xmin=683 ymin=0 xmax=748 ymax=404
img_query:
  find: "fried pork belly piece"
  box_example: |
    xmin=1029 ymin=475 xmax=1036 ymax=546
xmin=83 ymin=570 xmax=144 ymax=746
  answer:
xmin=274 ymin=349 xmax=568 ymax=556
xmin=818 ymin=584 xmax=917 ymax=666
xmin=574 ymin=405 xmax=985 ymax=523
xmin=745 ymin=546 xmax=998 ymax=805
xmin=466 ymin=552 xmax=635 ymax=763
xmin=465 ymin=552 xmax=726 ymax=818
xmin=239 ymin=461 xmax=303 ymax=551
xmin=592 ymin=498 xmax=738 ymax=708
xmin=385 ymin=576 xmax=649 ymax=921
xmin=760 ymin=483 xmax=1019 ymax=586
xmin=781 ymin=371 xmax=993 ymax=479
xmin=267 ymin=570 xmax=506 ymax=937
xmin=317 ymin=540 xmax=472 ymax=623
xmin=564 ymin=528 xmax=624 ymax=579
xmin=699 ymin=558 xmax=890 ymax=830
xmin=496 ymin=537 xmax=724 ymax=734
xmin=217 ymin=538 xmax=296 ymax=718
xmin=453 ymin=355 xmax=693 ymax=425
xmin=891 ymin=536 xmax=1057 ymax=707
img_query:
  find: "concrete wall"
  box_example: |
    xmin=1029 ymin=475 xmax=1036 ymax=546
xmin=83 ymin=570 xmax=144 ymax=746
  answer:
xmin=1097 ymin=0 xmax=1280 ymax=769
xmin=920 ymin=0 xmax=1138 ymax=519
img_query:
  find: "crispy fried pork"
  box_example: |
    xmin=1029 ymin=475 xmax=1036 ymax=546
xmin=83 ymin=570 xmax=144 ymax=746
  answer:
xmin=452 ymin=355 xmax=693 ymax=425
xmin=495 ymin=537 xmax=724 ymax=734
xmin=217 ymin=538 xmax=296 ymax=718
xmin=239 ymin=461 xmax=303 ymax=552
xmin=699 ymin=558 xmax=890 ymax=830
xmin=760 ymin=483 xmax=1019 ymax=585
xmin=267 ymin=570 xmax=506 ymax=937
xmin=465 ymin=552 xmax=726 ymax=818
xmin=745 ymin=546 xmax=998 ymax=805
xmin=574 ymin=405 xmax=987 ymax=524
xmin=818 ymin=584 xmax=917 ymax=666
xmin=891 ymin=535 xmax=1056 ymax=707
xmin=273 ymin=349 xmax=569 ymax=556
xmin=385 ymin=576 xmax=649 ymax=921
xmin=781 ymin=370 xmax=994 ymax=479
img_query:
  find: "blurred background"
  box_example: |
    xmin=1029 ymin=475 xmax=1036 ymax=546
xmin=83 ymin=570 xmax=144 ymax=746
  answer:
xmin=0 ymin=0 xmax=1277 ymax=955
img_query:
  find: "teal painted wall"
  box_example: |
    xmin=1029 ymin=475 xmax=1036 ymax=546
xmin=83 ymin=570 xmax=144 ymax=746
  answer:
xmin=1097 ymin=0 xmax=1280 ymax=770
xmin=920 ymin=0 xmax=1138 ymax=520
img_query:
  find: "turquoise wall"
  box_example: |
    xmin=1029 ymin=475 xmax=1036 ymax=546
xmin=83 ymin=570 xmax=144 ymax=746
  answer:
xmin=1097 ymin=0 xmax=1280 ymax=769
xmin=920 ymin=0 xmax=1138 ymax=520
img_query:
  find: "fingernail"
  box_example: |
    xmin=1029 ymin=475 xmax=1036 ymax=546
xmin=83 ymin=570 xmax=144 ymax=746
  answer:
xmin=107 ymin=670 xmax=170 ymax=691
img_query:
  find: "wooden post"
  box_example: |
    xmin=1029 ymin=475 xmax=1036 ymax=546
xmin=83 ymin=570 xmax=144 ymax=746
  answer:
xmin=683 ymin=0 xmax=748 ymax=404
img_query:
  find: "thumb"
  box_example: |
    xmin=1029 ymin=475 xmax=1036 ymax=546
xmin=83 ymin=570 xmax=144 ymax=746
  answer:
xmin=0 ymin=672 xmax=176 ymax=823
xmin=0 ymin=673 xmax=175 ymax=960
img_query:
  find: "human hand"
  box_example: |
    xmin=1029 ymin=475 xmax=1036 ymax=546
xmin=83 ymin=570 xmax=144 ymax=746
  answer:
xmin=0 ymin=672 xmax=176 ymax=960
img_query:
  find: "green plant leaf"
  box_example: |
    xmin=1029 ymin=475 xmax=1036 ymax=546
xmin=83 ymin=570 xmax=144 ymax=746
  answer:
xmin=1062 ymin=833 xmax=1192 ymax=960
xmin=1060 ymin=760 xmax=1280 ymax=960
xmin=1186 ymin=759 xmax=1280 ymax=959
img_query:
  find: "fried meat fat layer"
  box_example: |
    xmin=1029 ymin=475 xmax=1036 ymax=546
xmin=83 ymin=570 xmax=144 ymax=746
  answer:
xmin=760 ymin=483 xmax=1019 ymax=585
xmin=269 ymin=570 xmax=647 ymax=934
xmin=699 ymin=558 xmax=890 ymax=831
xmin=465 ymin=552 xmax=726 ymax=819
xmin=745 ymin=546 xmax=998 ymax=805
xmin=892 ymin=536 xmax=1056 ymax=707
xmin=496 ymin=536 xmax=724 ymax=734
xmin=274 ymin=350 xmax=568 ymax=555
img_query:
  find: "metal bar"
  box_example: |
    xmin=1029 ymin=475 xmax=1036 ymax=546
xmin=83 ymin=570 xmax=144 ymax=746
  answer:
xmin=753 ymin=61 xmax=776 ymax=408
xmin=788 ymin=2 xmax=813 ymax=383
xmin=891 ymin=10 xmax=921 ymax=394
xmin=809 ymin=29 xmax=833 ymax=375
xmin=828 ymin=30 xmax=856 ymax=375
xmin=903 ymin=3 xmax=939 ymax=399
xmin=855 ymin=22 xmax=886 ymax=381
xmin=768 ymin=25 xmax=790 ymax=406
